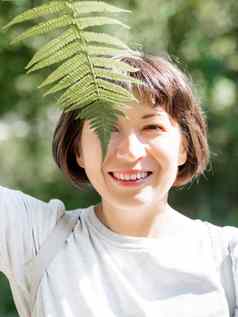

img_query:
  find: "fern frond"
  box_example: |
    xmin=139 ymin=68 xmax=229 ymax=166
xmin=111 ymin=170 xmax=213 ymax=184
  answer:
xmin=5 ymin=0 xmax=143 ymax=157
xmin=57 ymin=75 xmax=95 ymax=104
xmin=40 ymin=56 xmax=137 ymax=89
xmin=77 ymin=101 xmax=125 ymax=158
xmin=44 ymin=63 xmax=91 ymax=95
xmin=29 ymin=30 xmax=129 ymax=71
xmin=99 ymin=89 xmax=133 ymax=103
xmin=83 ymin=31 xmax=129 ymax=50
xmin=60 ymin=86 xmax=134 ymax=111
xmin=56 ymin=82 xmax=94 ymax=104
xmin=72 ymin=1 xmax=130 ymax=15
xmin=92 ymin=57 xmax=139 ymax=73
xmin=3 ymin=1 xmax=67 ymax=30
xmin=59 ymin=82 xmax=96 ymax=108
xmin=12 ymin=15 xmax=73 ymax=44
xmin=87 ymin=45 xmax=128 ymax=57
xmin=39 ymin=55 xmax=84 ymax=88
xmin=27 ymin=42 xmax=83 ymax=73
xmin=97 ymin=79 xmax=136 ymax=99
xmin=26 ymin=28 xmax=76 ymax=69
xmin=62 ymin=90 xmax=98 ymax=110
xmin=75 ymin=16 xmax=129 ymax=31
xmin=95 ymin=69 xmax=141 ymax=85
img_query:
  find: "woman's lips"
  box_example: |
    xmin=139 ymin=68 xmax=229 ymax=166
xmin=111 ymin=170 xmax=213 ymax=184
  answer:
xmin=108 ymin=171 xmax=153 ymax=187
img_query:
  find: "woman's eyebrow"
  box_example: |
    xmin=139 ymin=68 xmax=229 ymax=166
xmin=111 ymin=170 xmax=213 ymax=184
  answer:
xmin=141 ymin=113 xmax=163 ymax=119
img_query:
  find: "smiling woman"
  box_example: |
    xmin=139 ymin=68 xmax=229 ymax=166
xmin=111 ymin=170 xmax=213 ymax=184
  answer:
xmin=52 ymin=53 xmax=209 ymax=238
xmin=1 ymin=53 xmax=238 ymax=317
xmin=53 ymin=54 xmax=209 ymax=190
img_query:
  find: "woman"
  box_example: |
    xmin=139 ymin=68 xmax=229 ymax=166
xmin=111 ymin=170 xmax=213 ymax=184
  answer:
xmin=0 ymin=54 xmax=237 ymax=317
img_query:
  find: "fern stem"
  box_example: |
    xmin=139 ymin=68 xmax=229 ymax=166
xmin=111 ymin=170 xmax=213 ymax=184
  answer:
xmin=67 ymin=2 xmax=100 ymax=102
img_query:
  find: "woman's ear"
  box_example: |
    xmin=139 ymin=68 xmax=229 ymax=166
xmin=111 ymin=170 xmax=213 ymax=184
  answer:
xmin=75 ymin=143 xmax=85 ymax=168
xmin=76 ymin=153 xmax=85 ymax=168
xmin=178 ymin=136 xmax=187 ymax=166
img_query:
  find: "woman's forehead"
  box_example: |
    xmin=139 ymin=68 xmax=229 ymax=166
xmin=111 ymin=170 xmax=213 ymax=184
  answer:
xmin=119 ymin=100 xmax=169 ymax=121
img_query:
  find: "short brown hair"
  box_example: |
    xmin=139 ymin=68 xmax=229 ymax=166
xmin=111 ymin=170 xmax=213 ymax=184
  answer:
xmin=52 ymin=53 xmax=209 ymax=189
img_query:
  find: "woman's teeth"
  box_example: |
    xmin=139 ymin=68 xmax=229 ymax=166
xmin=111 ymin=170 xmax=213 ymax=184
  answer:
xmin=111 ymin=172 xmax=151 ymax=181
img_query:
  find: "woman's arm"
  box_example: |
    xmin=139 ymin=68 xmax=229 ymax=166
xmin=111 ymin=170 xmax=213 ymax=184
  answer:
xmin=0 ymin=185 xmax=65 ymax=278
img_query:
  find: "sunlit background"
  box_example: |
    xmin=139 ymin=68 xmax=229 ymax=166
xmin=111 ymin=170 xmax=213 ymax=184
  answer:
xmin=0 ymin=0 xmax=238 ymax=315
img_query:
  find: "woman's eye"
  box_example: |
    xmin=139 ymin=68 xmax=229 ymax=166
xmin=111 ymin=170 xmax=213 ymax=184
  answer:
xmin=112 ymin=126 xmax=119 ymax=133
xmin=143 ymin=124 xmax=163 ymax=131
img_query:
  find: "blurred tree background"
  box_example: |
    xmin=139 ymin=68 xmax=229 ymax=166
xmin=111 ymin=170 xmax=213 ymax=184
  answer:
xmin=0 ymin=0 xmax=237 ymax=315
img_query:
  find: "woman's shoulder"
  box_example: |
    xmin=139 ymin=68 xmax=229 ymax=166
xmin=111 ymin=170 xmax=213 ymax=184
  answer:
xmin=0 ymin=185 xmax=68 ymax=281
xmin=0 ymin=184 xmax=65 ymax=210
xmin=193 ymin=218 xmax=238 ymax=250
xmin=0 ymin=185 xmax=66 ymax=255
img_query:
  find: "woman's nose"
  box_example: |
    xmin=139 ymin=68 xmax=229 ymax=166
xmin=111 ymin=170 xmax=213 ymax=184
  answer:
xmin=116 ymin=133 xmax=147 ymax=161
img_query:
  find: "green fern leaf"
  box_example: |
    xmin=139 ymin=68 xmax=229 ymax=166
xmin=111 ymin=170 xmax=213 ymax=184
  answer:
xmin=3 ymin=1 xmax=67 ymax=30
xmin=57 ymin=69 xmax=138 ymax=110
xmin=72 ymin=1 xmax=130 ymax=15
xmin=44 ymin=58 xmax=138 ymax=96
xmin=12 ymin=15 xmax=73 ymax=44
xmin=57 ymin=82 xmax=95 ymax=105
xmin=76 ymin=16 xmax=129 ymax=30
xmin=58 ymin=76 xmax=134 ymax=109
xmin=97 ymin=79 xmax=136 ymax=99
xmin=95 ymin=69 xmax=141 ymax=85
xmin=39 ymin=55 xmax=85 ymax=88
xmin=29 ymin=31 xmax=129 ymax=71
xmin=62 ymin=91 xmax=98 ymax=110
xmin=57 ymin=74 xmax=95 ymax=104
xmin=99 ymin=89 xmax=134 ymax=103
xmin=27 ymin=41 xmax=83 ymax=73
xmin=4 ymin=0 xmax=143 ymax=157
xmin=61 ymin=87 xmax=134 ymax=111
xmin=59 ymin=76 xmax=96 ymax=101
xmin=26 ymin=28 xmax=76 ymax=69
xmin=77 ymin=101 xmax=125 ymax=158
xmin=92 ymin=57 xmax=139 ymax=73
xmin=87 ymin=45 xmax=128 ymax=57
xmin=44 ymin=63 xmax=91 ymax=95
xmin=83 ymin=31 xmax=129 ymax=49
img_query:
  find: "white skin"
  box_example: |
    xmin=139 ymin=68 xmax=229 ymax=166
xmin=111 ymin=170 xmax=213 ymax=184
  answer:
xmin=76 ymin=96 xmax=193 ymax=238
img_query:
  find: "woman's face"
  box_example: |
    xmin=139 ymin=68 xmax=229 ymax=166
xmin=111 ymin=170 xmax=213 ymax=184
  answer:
xmin=76 ymin=98 xmax=187 ymax=210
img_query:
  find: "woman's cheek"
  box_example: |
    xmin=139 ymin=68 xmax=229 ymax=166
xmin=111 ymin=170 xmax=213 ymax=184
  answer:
xmin=148 ymin=139 xmax=179 ymax=167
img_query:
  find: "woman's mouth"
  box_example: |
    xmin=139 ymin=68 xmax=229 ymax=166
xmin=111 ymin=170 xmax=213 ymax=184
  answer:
xmin=108 ymin=171 xmax=153 ymax=187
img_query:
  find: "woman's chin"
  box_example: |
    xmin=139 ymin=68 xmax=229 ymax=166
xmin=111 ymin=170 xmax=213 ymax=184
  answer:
xmin=110 ymin=190 xmax=162 ymax=209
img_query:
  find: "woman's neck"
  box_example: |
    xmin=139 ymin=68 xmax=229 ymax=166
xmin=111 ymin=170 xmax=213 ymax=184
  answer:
xmin=94 ymin=201 xmax=181 ymax=238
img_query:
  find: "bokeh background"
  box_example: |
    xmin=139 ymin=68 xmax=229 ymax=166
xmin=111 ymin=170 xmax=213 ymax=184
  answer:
xmin=0 ymin=0 xmax=238 ymax=315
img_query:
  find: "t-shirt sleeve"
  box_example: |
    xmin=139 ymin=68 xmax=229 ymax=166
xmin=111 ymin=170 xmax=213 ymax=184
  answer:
xmin=222 ymin=225 xmax=238 ymax=317
xmin=0 ymin=185 xmax=65 ymax=285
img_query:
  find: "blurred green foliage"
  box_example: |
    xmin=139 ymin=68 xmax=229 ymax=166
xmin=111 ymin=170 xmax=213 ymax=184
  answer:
xmin=0 ymin=0 xmax=237 ymax=315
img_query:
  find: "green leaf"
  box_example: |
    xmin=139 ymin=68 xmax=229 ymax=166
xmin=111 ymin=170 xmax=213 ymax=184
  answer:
xmin=95 ymin=68 xmax=142 ymax=85
xmin=57 ymin=74 xmax=96 ymax=104
xmin=12 ymin=15 xmax=73 ymax=44
xmin=83 ymin=31 xmax=129 ymax=49
xmin=44 ymin=63 xmax=91 ymax=95
xmin=4 ymin=0 xmax=141 ymax=158
xmin=87 ymin=45 xmax=127 ymax=57
xmin=27 ymin=41 xmax=83 ymax=73
xmin=100 ymin=88 xmax=134 ymax=103
xmin=97 ymin=78 xmax=136 ymax=99
xmin=93 ymin=56 xmax=139 ymax=72
xmin=3 ymin=1 xmax=67 ymax=30
xmin=62 ymin=91 xmax=98 ymax=110
xmin=39 ymin=54 xmax=86 ymax=88
xmin=26 ymin=28 xmax=76 ymax=69
xmin=72 ymin=1 xmax=130 ymax=15
xmin=78 ymin=101 xmax=125 ymax=159
xmin=76 ymin=16 xmax=129 ymax=30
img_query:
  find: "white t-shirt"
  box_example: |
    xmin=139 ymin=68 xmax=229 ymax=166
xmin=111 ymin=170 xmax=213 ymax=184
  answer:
xmin=0 ymin=185 xmax=238 ymax=317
